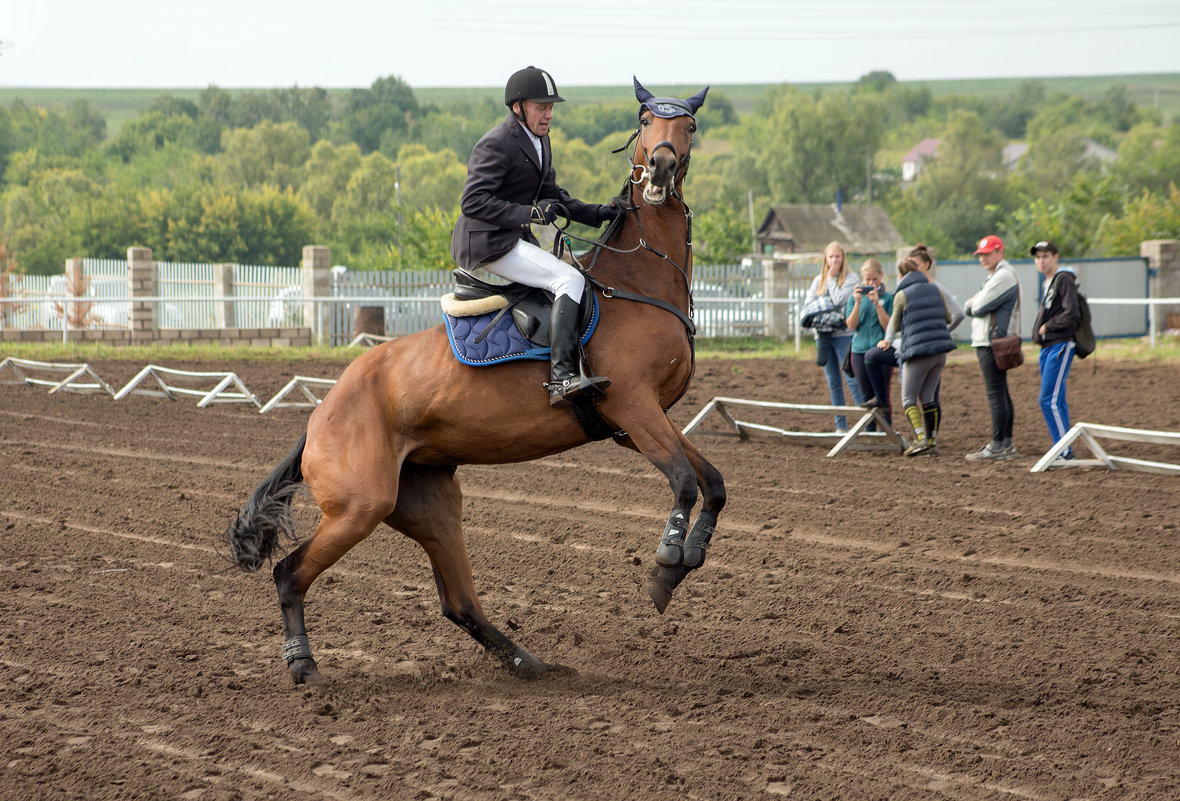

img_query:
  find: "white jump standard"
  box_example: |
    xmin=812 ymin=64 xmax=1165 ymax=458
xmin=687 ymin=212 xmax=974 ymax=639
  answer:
xmin=1030 ymin=422 xmax=1180 ymax=475
xmin=0 ymin=357 xmax=115 ymax=396
xmin=258 ymin=376 xmax=338 ymax=414
xmin=113 ymin=365 xmax=260 ymax=408
xmin=682 ymin=396 xmax=904 ymax=457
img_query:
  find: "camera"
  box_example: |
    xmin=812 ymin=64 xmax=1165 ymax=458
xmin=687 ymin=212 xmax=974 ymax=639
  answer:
xmin=857 ymin=285 xmax=877 ymax=295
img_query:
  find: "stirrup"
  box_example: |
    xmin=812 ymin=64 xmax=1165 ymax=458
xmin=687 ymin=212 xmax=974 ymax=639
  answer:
xmin=546 ymin=372 xmax=611 ymax=408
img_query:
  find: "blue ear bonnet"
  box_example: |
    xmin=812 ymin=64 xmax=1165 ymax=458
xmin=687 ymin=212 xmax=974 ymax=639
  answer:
xmin=633 ymin=77 xmax=708 ymax=120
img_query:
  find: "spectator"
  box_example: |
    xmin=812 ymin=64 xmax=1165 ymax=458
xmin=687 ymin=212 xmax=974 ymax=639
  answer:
xmin=1030 ymin=240 xmax=1079 ymax=465
xmin=845 ymin=258 xmax=893 ymax=429
xmin=963 ymin=235 xmax=1022 ymax=462
xmin=804 ymin=241 xmax=864 ymax=433
xmin=878 ymin=257 xmax=956 ymax=456
xmin=907 ymin=244 xmax=965 ymax=448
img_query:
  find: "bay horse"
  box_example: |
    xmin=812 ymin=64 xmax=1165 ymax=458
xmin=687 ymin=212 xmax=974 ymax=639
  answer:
xmin=225 ymin=79 xmax=725 ymax=684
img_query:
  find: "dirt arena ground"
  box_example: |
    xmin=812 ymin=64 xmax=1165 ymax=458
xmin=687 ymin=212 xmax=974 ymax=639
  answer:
xmin=2 ymin=351 xmax=1179 ymax=800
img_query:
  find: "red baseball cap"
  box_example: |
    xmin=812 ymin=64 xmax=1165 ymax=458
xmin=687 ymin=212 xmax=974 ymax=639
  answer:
xmin=974 ymin=235 xmax=1003 ymax=255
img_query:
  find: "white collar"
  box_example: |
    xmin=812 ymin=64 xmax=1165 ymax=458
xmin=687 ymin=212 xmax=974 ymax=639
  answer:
xmin=517 ymin=119 xmax=543 ymax=164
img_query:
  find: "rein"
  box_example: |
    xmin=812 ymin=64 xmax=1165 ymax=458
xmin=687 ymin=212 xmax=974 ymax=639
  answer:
xmin=553 ymin=123 xmax=700 ymax=410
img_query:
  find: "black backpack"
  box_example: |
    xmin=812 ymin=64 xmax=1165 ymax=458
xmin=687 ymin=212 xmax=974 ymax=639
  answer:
xmin=1075 ymin=290 xmax=1095 ymax=359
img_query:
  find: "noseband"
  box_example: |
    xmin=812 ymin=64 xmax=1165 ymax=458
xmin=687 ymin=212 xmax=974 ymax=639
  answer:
xmin=620 ymin=129 xmax=692 ymax=193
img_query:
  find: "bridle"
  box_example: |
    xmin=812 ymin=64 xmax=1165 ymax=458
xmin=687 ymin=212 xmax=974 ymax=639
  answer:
xmin=616 ymin=123 xmax=693 ymax=201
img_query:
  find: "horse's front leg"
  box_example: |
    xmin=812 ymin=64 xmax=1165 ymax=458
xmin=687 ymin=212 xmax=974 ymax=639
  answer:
xmin=623 ymin=412 xmax=726 ymax=613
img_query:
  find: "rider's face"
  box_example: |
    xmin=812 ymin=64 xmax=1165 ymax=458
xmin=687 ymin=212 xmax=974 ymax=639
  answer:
xmin=519 ymin=100 xmax=554 ymax=137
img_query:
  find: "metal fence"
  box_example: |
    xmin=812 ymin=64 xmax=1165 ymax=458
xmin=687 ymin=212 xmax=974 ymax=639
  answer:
xmin=1 ymin=256 xmax=1165 ymax=344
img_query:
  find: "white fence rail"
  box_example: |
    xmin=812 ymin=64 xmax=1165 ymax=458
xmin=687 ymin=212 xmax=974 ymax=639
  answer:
xmin=3 ymin=258 xmax=1176 ymax=346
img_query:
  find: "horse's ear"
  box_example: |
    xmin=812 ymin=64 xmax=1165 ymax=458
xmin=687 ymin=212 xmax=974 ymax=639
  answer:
xmin=687 ymin=86 xmax=710 ymax=113
xmin=633 ymin=76 xmax=654 ymax=105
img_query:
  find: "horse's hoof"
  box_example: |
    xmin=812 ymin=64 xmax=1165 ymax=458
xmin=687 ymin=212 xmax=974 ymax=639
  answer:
xmin=647 ymin=563 xmax=689 ymax=614
xmin=508 ymin=647 xmax=548 ymax=679
xmin=288 ymin=657 xmax=324 ymax=686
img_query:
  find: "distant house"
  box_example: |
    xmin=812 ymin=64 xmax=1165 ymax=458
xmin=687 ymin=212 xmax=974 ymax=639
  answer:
xmin=1081 ymin=138 xmax=1117 ymax=165
xmin=1003 ymin=142 xmax=1028 ymax=170
xmin=754 ymin=203 xmax=904 ymax=259
xmin=902 ymin=138 xmax=940 ymax=182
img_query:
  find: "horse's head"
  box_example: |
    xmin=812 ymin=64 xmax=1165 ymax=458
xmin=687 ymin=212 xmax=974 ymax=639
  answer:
xmin=631 ymin=77 xmax=708 ymax=206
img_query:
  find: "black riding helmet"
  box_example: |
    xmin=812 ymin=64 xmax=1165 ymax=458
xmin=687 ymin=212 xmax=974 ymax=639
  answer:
xmin=504 ymin=66 xmax=564 ymax=108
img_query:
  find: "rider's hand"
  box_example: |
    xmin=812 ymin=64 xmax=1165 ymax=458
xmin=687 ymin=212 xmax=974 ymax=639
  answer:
xmin=597 ymin=200 xmax=623 ymax=225
xmin=530 ymin=202 xmax=558 ymax=225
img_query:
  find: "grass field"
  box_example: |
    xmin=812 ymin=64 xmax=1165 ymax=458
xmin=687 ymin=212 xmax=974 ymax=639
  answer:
xmin=3 ymin=72 xmax=1178 ymax=135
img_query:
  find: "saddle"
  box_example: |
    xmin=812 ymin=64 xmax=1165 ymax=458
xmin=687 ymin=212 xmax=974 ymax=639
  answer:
xmin=442 ymin=269 xmax=598 ymax=366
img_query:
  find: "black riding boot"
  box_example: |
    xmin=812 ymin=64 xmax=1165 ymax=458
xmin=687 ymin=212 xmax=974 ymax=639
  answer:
xmin=547 ymin=295 xmax=610 ymax=408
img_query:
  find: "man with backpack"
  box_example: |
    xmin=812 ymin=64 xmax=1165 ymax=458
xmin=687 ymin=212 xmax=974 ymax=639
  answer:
xmin=1030 ymin=241 xmax=1080 ymax=464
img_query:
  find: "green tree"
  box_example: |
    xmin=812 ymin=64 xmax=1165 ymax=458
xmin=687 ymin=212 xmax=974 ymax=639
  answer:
xmin=1095 ymin=185 xmax=1180 ymax=255
xmin=217 ymin=120 xmax=311 ymax=190
xmin=886 ymin=110 xmax=1011 ymax=256
xmin=106 ymin=111 xmax=197 ymax=162
xmin=1109 ymin=122 xmax=1180 ymax=197
xmin=753 ymin=87 xmax=884 ymax=204
xmin=392 ymin=143 xmax=466 ymax=211
xmin=695 ymin=202 xmax=751 ymax=264
xmin=301 ymin=140 xmax=363 ymax=223
xmin=339 ymin=75 xmax=419 ymax=153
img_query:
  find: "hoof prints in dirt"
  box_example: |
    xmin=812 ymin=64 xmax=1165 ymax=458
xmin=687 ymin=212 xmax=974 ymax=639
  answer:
xmin=2 ymin=357 xmax=1180 ymax=800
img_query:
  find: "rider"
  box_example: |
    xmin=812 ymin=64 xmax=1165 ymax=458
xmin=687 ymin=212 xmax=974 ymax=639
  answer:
xmin=450 ymin=66 xmax=621 ymax=407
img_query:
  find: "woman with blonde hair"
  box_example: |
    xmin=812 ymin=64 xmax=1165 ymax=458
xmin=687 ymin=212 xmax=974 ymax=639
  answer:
xmin=803 ymin=241 xmax=864 ymax=432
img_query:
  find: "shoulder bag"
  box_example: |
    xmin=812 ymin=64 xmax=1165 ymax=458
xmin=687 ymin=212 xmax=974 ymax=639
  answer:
xmin=990 ymin=284 xmax=1023 ymax=370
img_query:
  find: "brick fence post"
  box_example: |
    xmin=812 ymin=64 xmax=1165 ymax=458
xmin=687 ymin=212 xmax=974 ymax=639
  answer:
xmin=1140 ymin=239 xmax=1180 ymax=334
xmin=128 ymin=247 xmax=156 ymax=342
xmin=763 ymin=259 xmax=797 ymax=339
xmin=302 ymin=246 xmax=331 ymax=345
xmin=214 ymin=263 xmax=236 ymax=328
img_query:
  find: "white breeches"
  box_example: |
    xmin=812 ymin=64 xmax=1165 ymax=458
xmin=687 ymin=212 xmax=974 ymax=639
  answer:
xmin=482 ymin=239 xmax=584 ymax=303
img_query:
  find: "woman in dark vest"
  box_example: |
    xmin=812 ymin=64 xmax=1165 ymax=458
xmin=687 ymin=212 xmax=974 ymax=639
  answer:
xmin=877 ymin=257 xmax=956 ymax=456
xmin=451 ymin=66 xmax=620 ymax=407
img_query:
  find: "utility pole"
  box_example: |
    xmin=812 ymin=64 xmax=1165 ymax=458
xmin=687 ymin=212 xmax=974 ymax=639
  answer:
xmin=747 ymin=190 xmax=757 ymax=255
xmin=395 ymin=163 xmax=404 ymax=260
xmin=866 ymin=143 xmax=872 ymax=205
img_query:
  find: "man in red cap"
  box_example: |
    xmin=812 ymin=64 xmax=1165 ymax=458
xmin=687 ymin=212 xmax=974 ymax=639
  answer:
xmin=963 ymin=235 xmax=1022 ymax=461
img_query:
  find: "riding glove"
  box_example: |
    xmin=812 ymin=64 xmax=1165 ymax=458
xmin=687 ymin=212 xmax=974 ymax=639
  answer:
xmin=597 ymin=200 xmax=623 ymax=225
xmin=530 ymin=202 xmax=559 ymax=225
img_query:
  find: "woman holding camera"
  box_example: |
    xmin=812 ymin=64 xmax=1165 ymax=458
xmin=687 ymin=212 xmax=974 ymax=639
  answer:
xmin=845 ymin=258 xmax=893 ymax=427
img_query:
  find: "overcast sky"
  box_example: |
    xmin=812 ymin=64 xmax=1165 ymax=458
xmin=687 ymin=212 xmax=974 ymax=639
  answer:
xmin=3 ymin=0 xmax=1178 ymax=91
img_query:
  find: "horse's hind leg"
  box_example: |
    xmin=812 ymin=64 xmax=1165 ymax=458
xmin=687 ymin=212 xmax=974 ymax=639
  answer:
xmin=274 ymin=506 xmax=392 ymax=684
xmin=387 ymin=462 xmax=557 ymax=679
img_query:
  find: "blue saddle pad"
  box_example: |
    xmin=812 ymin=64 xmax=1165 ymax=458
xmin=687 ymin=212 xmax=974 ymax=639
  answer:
xmin=444 ymin=294 xmax=599 ymax=367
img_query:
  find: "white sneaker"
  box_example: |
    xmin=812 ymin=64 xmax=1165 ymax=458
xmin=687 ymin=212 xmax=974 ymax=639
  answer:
xmin=965 ymin=443 xmax=1018 ymax=462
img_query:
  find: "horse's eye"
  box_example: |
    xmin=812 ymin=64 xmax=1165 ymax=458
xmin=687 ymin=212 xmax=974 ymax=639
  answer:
xmin=641 ymin=118 xmax=650 ymax=126
xmin=689 ymin=123 xmax=697 ymax=134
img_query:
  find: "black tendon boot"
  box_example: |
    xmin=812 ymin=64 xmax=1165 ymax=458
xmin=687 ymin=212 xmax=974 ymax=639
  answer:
xmin=547 ymin=295 xmax=610 ymax=408
xmin=923 ymin=403 xmax=941 ymax=452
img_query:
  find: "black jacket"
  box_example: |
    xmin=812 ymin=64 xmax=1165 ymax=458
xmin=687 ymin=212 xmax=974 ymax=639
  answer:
xmin=450 ymin=114 xmax=603 ymax=271
xmin=1032 ymin=269 xmax=1079 ymax=347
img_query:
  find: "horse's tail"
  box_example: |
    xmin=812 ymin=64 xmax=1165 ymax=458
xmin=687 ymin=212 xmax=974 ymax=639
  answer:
xmin=222 ymin=434 xmax=307 ymax=572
